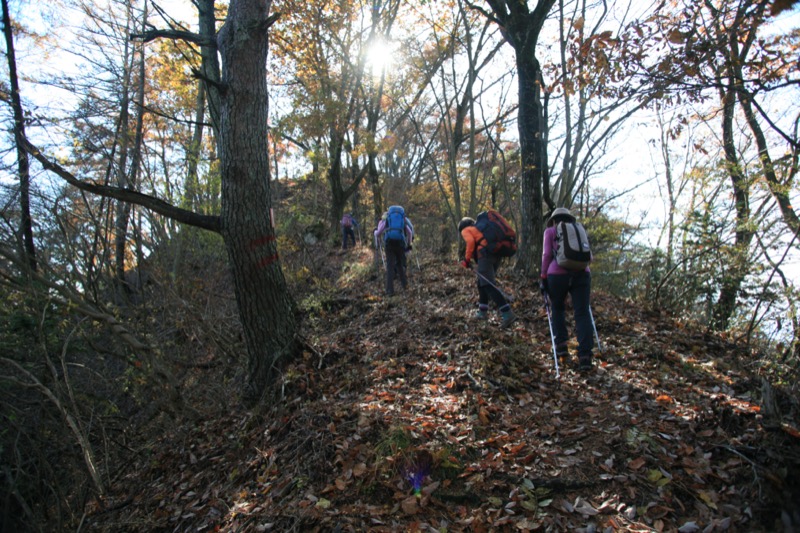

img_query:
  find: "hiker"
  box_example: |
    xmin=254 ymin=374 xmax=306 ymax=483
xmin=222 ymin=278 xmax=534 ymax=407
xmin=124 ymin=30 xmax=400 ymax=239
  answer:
xmin=341 ymin=212 xmax=359 ymax=249
xmin=540 ymin=207 xmax=594 ymax=371
xmin=374 ymin=205 xmax=413 ymax=296
xmin=458 ymin=215 xmax=517 ymax=328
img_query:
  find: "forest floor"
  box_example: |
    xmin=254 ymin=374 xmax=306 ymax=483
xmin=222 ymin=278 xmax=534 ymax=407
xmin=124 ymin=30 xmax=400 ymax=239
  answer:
xmin=84 ymin=245 xmax=800 ymax=532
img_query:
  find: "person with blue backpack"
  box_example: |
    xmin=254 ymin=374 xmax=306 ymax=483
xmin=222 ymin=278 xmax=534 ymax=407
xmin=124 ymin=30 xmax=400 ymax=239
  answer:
xmin=374 ymin=205 xmax=413 ymax=296
xmin=340 ymin=212 xmax=359 ymax=250
xmin=539 ymin=207 xmax=594 ymax=371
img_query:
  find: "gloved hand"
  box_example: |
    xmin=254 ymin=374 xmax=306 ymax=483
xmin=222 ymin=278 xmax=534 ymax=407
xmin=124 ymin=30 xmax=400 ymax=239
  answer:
xmin=539 ymin=278 xmax=549 ymax=294
xmin=460 ymin=260 xmax=471 ymax=270
xmin=406 ymin=244 xmax=413 ymax=252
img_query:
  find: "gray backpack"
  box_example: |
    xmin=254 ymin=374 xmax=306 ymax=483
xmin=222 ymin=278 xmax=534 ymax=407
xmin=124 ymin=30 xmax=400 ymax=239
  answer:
xmin=555 ymin=221 xmax=592 ymax=270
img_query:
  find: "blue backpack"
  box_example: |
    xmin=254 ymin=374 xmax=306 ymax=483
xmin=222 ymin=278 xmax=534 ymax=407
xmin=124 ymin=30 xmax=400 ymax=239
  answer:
xmin=384 ymin=205 xmax=406 ymax=243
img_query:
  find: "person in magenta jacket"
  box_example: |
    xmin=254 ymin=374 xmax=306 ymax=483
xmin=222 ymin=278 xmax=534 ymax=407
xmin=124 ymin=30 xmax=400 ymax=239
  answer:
xmin=540 ymin=207 xmax=593 ymax=371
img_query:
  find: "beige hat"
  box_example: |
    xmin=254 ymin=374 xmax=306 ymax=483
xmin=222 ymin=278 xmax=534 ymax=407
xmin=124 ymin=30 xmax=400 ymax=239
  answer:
xmin=547 ymin=207 xmax=576 ymax=224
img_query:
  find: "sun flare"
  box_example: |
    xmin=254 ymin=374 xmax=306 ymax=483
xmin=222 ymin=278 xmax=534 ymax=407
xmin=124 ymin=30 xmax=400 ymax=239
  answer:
xmin=365 ymin=38 xmax=395 ymax=73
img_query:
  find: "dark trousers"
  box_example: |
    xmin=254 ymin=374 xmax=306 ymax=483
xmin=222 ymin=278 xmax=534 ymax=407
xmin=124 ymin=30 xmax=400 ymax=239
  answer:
xmin=547 ymin=271 xmax=593 ymax=356
xmin=342 ymin=227 xmax=356 ymax=249
xmin=476 ymin=255 xmax=509 ymax=309
xmin=385 ymin=240 xmax=407 ymax=295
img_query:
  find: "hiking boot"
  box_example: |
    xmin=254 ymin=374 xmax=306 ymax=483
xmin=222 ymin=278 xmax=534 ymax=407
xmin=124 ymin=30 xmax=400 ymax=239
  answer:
xmin=556 ymin=343 xmax=570 ymax=363
xmin=476 ymin=304 xmax=489 ymax=320
xmin=500 ymin=309 xmax=516 ymax=328
xmin=578 ymin=354 xmax=593 ymax=372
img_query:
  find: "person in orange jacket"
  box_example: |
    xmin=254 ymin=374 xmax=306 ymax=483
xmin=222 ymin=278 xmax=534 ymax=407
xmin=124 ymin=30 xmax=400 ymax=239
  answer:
xmin=458 ymin=217 xmax=516 ymax=328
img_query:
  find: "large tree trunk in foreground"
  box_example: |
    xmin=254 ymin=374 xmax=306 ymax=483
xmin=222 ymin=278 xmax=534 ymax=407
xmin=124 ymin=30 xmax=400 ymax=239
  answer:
xmin=217 ymin=0 xmax=298 ymax=402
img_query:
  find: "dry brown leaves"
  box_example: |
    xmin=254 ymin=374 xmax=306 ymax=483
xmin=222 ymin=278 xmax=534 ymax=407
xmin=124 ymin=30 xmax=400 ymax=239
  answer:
xmin=84 ymin=248 xmax=800 ymax=533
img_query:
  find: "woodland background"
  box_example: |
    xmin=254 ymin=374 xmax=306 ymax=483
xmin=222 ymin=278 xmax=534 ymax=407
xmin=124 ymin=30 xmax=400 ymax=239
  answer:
xmin=1 ymin=0 xmax=799 ymax=531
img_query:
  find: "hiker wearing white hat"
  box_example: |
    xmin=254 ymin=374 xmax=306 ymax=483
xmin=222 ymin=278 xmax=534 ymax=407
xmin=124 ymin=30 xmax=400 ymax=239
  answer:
xmin=540 ymin=207 xmax=594 ymax=371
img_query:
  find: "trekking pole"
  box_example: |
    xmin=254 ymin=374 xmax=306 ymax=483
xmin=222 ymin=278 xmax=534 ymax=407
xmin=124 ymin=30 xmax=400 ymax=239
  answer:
xmin=474 ymin=270 xmax=514 ymax=302
xmin=589 ymin=305 xmax=603 ymax=353
xmin=374 ymin=234 xmax=386 ymax=270
xmin=542 ymin=292 xmax=561 ymax=379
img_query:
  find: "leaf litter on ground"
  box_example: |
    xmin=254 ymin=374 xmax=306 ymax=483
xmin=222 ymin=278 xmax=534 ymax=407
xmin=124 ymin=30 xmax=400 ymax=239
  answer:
xmin=84 ymin=246 xmax=800 ymax=532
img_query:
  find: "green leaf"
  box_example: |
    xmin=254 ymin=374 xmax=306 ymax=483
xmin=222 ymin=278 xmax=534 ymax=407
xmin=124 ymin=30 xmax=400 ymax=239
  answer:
xmin=647 ymin=469 xmax=664 ymax=483
xmin=316 ymin=497 xmax=331 ymax=509
xmin=520 ymin=500 xmax=539 ymax=511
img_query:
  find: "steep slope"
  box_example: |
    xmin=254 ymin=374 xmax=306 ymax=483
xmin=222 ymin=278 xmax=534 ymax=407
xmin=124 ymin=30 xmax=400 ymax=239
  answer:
xmin=84 ymin=247 xmax=800 ymax=532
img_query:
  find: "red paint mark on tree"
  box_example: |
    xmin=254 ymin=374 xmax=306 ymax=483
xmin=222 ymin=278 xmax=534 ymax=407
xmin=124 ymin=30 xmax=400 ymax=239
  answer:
xmin=248 ymin=234 xmax=276 ymax=250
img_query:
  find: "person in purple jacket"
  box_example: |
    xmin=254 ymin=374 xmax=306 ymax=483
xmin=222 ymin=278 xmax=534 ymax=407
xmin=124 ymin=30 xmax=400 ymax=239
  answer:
xmin=539 ymin=207 xmax=594 ymax=371
xmin=374 ymin=208 xmax=414 ymax=296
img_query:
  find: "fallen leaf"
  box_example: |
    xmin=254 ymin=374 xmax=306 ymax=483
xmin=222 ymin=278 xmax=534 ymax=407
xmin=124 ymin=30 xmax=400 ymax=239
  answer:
xmin=782 ymin=423 xmax=800 ymax=439
xmin=628 ymin=457 xmax=646 ymax=470
xmin=353 ymin=463 xmax=367 ymax=477
xmin=573 ymin=497 xmax=599 ymax=516
xmin=315 ymin=498 xmax=331 ymax=509
xmin=421 ymin=480 xmax=440 ymax=496
xmin=400 ymin=495 xmax=418 ymax=515
xmin=516 ymin=518 xmax=541 ymax=529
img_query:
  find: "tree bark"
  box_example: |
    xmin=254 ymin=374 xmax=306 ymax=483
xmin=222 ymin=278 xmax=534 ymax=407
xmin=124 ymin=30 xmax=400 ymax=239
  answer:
xmin=216 ymin=0 xmax=298 ymax=402
xmin=114 ymin=7 xmax=134 ymax=286
xmin=712 ymin=76 xmax=752 ymax=330
xmin=2 ymin=0 xmax=37 ymax=272
xmin=516 ymin=52 xmax=549 ymax=277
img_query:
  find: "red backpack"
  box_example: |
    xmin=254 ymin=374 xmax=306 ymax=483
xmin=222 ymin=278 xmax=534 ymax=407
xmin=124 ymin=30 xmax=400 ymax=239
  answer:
xmin=474 ymin=210 xmax=517 ymax=257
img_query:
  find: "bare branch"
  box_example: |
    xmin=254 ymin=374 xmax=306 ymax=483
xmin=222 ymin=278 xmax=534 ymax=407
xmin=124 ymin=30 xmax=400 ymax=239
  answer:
xmin=130 ymin=28 xmax=213 ymax=46
xmin=18 ymin=136 xmax=222 ymax=233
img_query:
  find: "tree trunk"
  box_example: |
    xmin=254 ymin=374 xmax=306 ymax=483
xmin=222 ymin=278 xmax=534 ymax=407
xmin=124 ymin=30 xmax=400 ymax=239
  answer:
xmin=217 ymin=0 xmax=298 ymax=402
xmin=516 ymin=53 xmax=548 ymax=276
xmin=2 ymin=0 xmax=37 ymax=272
xmin=710 ymin=2 xmax=759 ymax=330
xmin=185 ymin=79 xmax=206 ymax=211
xmin=712 ymin=77 xmax=752 ymax=330
xmin=114 ymin=2 xmax=136 ymax=286
xmin=368 ymin=154 xmax=383 ymax=227
xmin=481 ymin=0 xmax=555 ymax=276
